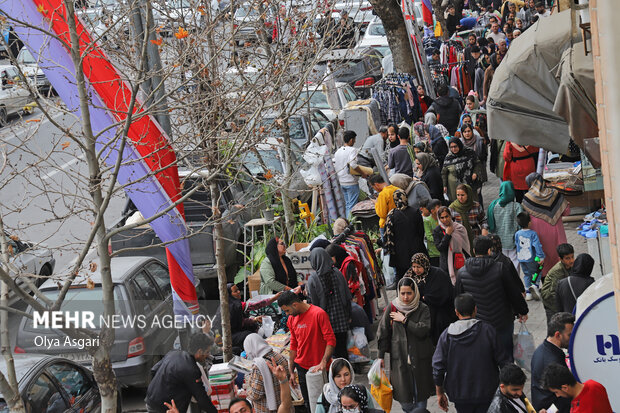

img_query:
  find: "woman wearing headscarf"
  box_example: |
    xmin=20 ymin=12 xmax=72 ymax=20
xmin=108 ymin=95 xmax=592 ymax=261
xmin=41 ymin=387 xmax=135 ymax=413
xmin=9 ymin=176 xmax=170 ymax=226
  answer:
xmin=325 ymin=244 xmax=364 ymax=306
xmin=433 ymin=206 xmax=471 ymax=284
xmin=377 ymin=277 xmax=434 ymax=412
xmin=306 ymin=248 xmax=352 ymax=359
xmin=384 ymin=190 xmax=428 ymax=287
xmin=417 ymin=85 xmax=434 ymax=116
xmin=442 ymin=137 xmax=482 ymax=203
xmin=488 ymin=181 xmax=523 ymax=272
xmin=405 ymin=253 xmax=456 ymax=344
xmin=224 ymin=284 xmax=279 ymax=354
xmin=522 ymin=173 xmax=570 ymax=277
xmin=503 ymin=142 xmax=539 ymax=202
xmin=413 ymin=121 xmax=449 ymax=168
xmin=245 ymin=334 xmax=290 ymax=413
xmin=555 ymin=253 xmax=595 ymax=313
xmin=415 ymin=153 xmax=443 ymax=201
xmin=259 ymin=237 xmax=300 ymax=294
xmin=449 ymin=183 xmax=488 ymax=248
xmin=338 ymin=385 xmax=382 ymax=413
xmin=459 ymin=123 xmax=487 ymax=204
xmin=315 ymin=359 xmax=374 ymax=413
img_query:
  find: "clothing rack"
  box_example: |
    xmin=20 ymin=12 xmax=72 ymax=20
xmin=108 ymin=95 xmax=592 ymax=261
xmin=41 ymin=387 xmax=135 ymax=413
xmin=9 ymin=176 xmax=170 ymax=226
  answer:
xmin=372 ymin=72 xmax=422 ymax=126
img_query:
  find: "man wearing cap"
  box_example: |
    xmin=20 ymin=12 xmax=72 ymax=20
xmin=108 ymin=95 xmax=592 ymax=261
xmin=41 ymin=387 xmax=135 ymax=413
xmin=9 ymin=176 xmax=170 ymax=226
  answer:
xmin=334 ymin=131 xmax=367 ymax=217
xmin=358 ymin=125 xmax=388 ymax=168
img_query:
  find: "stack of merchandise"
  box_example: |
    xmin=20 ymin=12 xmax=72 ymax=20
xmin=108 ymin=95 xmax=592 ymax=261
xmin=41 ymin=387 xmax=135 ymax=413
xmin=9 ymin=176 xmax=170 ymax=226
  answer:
xmin=209 ymin=363 xmax=237 ymax=413
xmin=577 ymin=207 xmax=611 ymax=276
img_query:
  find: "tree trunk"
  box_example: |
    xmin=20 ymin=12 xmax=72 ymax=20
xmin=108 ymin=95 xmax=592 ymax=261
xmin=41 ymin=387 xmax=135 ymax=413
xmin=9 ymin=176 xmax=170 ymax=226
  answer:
xmin=367 ymin=0 xmax=416 ymax=73
xmin=64 ymin=2 xmax=118 ymax=410
xmin=281 ymin=120 xmax=296 ymax=243
xmin=431 ymin=0 xmax=448 ymax=39
xmin=210 ymin=182 xmax=233 ymax=361
xmin=0 ymin=222 xmax=26 ymax=413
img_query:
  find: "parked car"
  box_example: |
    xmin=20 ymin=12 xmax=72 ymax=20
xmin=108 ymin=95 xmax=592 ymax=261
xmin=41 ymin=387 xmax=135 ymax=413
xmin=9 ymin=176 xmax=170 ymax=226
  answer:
xmin=15 ymin=48 xmax=52 ymax=95
xmin=232 ymin=2 xmax=275 ymax=46
xmin=0 ymin=354 xmax=118 ymax=412
xmin=354 ymin=16 xmax=389 ymax=56
xmin=332 ymin=0 xmax=374 ymax=33
xmin=296 ymin=82 xmax=358 ymax=121
xmin=314 ymin=47 xmax=384 ymax=98
xmin=258 ymin=109 xmax=333 ymax=147
xmin=0 ymin=65 xmax=33 ymax=126
xmin=3 ymin=232 xmax=55 ymax=305
xmin=109 ymin=170 xmax=263 ymax=298
xmin=241 ymin=137 xmax=311 ymax=202
xmin=15 ymin=256 xmax=177 ymax=388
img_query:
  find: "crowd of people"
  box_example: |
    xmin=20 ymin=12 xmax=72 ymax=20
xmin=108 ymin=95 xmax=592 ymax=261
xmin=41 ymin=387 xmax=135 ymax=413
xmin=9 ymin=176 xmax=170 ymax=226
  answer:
xmin=142 ymin=1 xmax=615 ymax=413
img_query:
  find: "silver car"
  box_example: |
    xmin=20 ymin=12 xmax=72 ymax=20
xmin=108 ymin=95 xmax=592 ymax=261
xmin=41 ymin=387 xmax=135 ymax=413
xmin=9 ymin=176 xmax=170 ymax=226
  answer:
xmin=15 ymin=49 xmax=52 ymax=94
xmin=0 ymin=65 xmax=32 ymax=126
xmin=4 ymin=233 xmax=55 ymax=305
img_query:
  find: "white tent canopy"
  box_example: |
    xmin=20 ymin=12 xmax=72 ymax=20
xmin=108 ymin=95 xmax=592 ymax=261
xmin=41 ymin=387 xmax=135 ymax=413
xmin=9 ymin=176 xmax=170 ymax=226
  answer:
xmin=486 ymin=11 xmax=589 ymax=154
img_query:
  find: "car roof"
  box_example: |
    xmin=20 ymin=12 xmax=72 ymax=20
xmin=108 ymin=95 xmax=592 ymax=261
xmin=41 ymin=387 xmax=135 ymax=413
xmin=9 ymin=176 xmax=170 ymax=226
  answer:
xmin=0 ymin=354 xmax=52 ymax=385
xmin=39 ymin=256 xmax=159 ymax=290
xmin=0 ymin=64 xmax=17 ymax=71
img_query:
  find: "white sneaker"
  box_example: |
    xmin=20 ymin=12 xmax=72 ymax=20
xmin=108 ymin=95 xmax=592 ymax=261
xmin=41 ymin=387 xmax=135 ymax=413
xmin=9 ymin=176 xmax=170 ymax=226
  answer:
xmin=529 ymin=285 xmax=541 ymax=301
xmin=525 ymin=292 xmax=533 ymax=301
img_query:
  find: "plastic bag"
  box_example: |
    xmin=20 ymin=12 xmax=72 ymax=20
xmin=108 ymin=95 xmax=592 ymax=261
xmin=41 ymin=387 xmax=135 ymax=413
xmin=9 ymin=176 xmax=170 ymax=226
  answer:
xmin=381 ymin=250 xmax=395 ymax=286
xmin=347 ymin=328 xmax=370 ymax=363
xmin=513 ymin=323 xmax=535 ymax=371
xmin=368 ymin=360 xmax=393 ymax=413
xmin=301 ymin=165 xmax=322 ymax=186
xmin=367 ymin=359 xmax=382 ymax=387
xmin=262 ymin=316 xmax=275 ymax=338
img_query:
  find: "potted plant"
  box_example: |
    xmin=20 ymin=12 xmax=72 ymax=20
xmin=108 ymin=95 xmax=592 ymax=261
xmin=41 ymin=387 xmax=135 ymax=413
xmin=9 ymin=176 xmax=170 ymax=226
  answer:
xmin=262 ymin=175 xmax=275 ymax=221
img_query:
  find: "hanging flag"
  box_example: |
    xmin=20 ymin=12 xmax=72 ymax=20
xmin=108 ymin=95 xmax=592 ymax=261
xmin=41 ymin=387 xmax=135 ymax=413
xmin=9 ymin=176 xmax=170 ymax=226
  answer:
xmin=6 ymin=0 xmax=199 ymax=317
xmin=421 ymin=0 xmax=434 ymax=27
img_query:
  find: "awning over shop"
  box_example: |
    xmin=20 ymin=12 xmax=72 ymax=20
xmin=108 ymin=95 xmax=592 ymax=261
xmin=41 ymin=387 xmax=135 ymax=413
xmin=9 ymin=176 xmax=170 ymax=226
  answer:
xmin=487 ymin=10 xmax=592 ymax=154
xmin=553 ymin=41 xmax=598 ymax=149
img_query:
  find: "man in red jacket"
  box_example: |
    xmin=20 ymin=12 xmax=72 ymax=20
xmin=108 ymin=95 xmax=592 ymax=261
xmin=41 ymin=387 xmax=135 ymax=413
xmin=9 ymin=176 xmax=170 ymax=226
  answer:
xmin=278 ymin=291 xmax=336 ymax=412
xmin=541 ymin=363 xmax=612 ymax=413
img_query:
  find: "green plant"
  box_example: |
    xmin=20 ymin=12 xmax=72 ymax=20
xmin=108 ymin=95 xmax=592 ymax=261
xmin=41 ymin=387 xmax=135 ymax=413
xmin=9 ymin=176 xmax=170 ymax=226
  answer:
xmin=292 ymin=217 xmax=330 ymax=244
xmin=234 ymin=240 xmax=267 ymax=284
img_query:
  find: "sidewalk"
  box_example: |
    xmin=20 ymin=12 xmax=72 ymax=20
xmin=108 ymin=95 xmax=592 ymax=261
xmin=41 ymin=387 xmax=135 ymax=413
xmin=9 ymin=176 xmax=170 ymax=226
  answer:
xmin=354 ymin=170 xmax=590 ymax=413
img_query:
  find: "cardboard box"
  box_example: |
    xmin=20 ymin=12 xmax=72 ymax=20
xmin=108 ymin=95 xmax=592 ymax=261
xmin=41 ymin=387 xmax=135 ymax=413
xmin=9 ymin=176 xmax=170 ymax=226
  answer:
xmin=248 ymin=270 xmax=261 ymax=293
xmin=287 ymin=243 xmax=312 ymax=270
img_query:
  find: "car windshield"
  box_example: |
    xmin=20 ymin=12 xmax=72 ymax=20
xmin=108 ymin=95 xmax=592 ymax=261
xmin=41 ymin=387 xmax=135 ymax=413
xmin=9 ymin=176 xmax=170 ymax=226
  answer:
xmin=259 ymin=117 xmax=306 ymax=141
xmin=222 ymin=70 xmax=260 ymax=89
xmin=297 ymin=90 xmax=330 ymax=110
xmin=167 ymin=0 xmax=191 ymax=8
xmin=236 ymin=4 xmax=259 ymax=17
xmin=368 ymin=23 xmax=385 ymax=36
xmin=18 ymin=50 xmax=36 ymax=64
xmin=243 ymin=149 xmax=284 ymax=175
xmin=24 ymin=287 xmax=123 ymax=331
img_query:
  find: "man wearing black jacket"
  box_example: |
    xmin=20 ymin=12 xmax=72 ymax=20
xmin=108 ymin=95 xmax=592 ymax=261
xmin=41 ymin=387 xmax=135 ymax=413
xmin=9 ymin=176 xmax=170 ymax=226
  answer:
xmin=146 ymin=334 xmax=217 ymax=413
xmin=455 ymin=236 xmax=529 ymax=361
xmin=427 ymin=84 xmax=462 ymax=135
xmin=433 ymin=293 xmax=510 ymax=412
xmin=555 ymin=253 xmax=595 ymax=313
xmin=530 ymin=313 xmax=574 ymax=413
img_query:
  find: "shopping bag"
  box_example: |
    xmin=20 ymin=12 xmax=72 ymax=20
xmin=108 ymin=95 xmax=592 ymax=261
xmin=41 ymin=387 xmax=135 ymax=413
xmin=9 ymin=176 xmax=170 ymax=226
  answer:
xmin=347 ymin=327 xmax=370 ymax=362
xmin=261 ymin=316 xmax=275 ymax=338
xmin=513 ymin=323 xmax=535 ymax=371
xmin=367 ymin=359 xmax=382 ymax=387
xmin=369 ymin=361 xmax=393 ymax=413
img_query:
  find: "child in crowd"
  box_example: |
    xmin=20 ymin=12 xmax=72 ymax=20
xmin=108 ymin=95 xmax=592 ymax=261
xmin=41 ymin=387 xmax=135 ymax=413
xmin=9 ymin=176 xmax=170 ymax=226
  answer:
xmin=420 ymin=198 xmax=442 ymax=267
xmin=515 ymin=211 xmax=545 ymax=301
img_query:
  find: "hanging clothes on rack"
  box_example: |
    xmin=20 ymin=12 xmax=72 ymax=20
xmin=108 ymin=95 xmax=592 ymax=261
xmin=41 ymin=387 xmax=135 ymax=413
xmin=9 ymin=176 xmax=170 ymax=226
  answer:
xmin=372 ymin=72 xmax=422 ymax=126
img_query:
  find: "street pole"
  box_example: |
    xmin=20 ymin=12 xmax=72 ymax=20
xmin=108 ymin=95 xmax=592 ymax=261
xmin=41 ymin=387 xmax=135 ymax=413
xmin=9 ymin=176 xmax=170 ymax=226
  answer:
xmin=589 ymin=0 xmax=620 ymax=332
